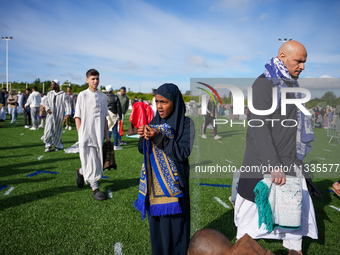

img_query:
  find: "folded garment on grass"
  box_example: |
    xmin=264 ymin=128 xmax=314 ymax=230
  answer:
xmin=64 ymin=141 xmax=79 ymax=154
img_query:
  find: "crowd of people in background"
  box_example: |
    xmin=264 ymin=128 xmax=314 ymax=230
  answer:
xmin=310 ymin=105 xmax=340 ymax=129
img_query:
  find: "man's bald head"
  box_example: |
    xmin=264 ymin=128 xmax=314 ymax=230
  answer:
xmin=278 ymin=40 xmax=307 ymax=78
xmin=187 ymin=229 xmax=233 ymax=255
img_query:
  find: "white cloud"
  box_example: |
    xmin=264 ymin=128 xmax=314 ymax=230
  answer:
xmin=185 ymin=54 xmax=209 ymax=68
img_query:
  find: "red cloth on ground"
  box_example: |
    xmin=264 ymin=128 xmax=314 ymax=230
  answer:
xmin=129 ymin=102 xmax=154 ymax=128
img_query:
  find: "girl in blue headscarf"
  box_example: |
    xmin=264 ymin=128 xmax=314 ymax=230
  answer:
xmin=135 ymin=83 xmax=195 ymax=255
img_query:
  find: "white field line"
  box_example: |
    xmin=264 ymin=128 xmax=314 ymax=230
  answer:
xmin=316 ymin=157 xmax=326 ymax=160
xmin=329 ymin=144 xmax=337 ymax=146
xmin=218 ymin=141 xmax=223 ymax=143
xmin=114 ymin=242 xmax=123 ymax=255
xmin=329 ymin=205 xmax=340 ymax=212
xmin=214 ymin=197 xmax=230 ymax=209
xmin=20 ymin=133 xmax=24 ymax=135
xmin=38 ymin=155 xmax=44 ymax=160
xmin=225 ymin=159 xmax=233 ymax=163
xmin=4 ymin=187 xmax=14 ymax=196
xmin=241 ymin=137 xmax=245 ymax=140
xmin=193 ymin=145 xmax=198 ymax=148
xmin=323 ymin=149 xmax=331 ymax=152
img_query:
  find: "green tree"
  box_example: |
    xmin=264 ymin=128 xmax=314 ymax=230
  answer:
xmin=321 ymin=91 xmax=337 ymax=105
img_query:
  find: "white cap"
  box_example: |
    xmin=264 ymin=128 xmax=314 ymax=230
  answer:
xmin=106 ymin=85 xmax=113 ymax=92
xmin=53 ymin=79 xmax=60 ymax=86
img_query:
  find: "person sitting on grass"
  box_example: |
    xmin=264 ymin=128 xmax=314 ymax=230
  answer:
xmin=75 ymin=69 xmax=111 ymax=201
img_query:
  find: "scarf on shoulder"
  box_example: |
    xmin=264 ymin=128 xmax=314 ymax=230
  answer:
xmin=134 ymin=123 xmax=183 ymax=221
xmin=264 ymin=57 xmax=315 ymax=161
xmin=254 ymin=174 xmax=302 ymax=233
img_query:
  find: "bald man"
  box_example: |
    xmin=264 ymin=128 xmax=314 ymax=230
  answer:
xmin=188 ymin=229 xmax=233 ymax=255
xmin=187 ymin=229 xmax=275 ymax=255
xmin=235 ymin=41 xmax=320 ymax=255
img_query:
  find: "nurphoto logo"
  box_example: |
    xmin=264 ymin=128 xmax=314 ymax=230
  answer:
xmin=198 ymin=82 xmax=311 ymax=116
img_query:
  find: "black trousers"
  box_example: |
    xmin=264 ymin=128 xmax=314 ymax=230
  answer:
xmin=23 ymin=108 xmax=31 ymax=126
xmin=203 ymin=115 xmax=217 ymax=135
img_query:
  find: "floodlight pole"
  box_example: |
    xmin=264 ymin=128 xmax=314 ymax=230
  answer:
xmin=278 ymin=38 xmax=292 ymax=43
xmin=1 ymin=37 xmax=13 ymax=91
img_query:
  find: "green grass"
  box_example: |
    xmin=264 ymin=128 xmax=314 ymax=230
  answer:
xmin=1 ymin=114 xmax=340 ymax=254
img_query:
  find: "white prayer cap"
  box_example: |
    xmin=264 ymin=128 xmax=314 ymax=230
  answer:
xmin=106 ymin=85 xmax=113 ymax=92
xmin=52 ymin=79 xmax=60 ymax=86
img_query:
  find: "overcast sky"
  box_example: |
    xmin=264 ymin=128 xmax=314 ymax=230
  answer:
xmin=0 ymin=0 xmax=339 ymax=98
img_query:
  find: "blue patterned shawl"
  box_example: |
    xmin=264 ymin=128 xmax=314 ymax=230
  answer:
xmin=134 ymin=123 xmax=183 ymax=221
xmin=264 ymin=57 xmax=314 ymax=160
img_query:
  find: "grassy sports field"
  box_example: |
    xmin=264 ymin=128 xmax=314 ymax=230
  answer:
xmin=1 ymin=113 xmax=339 ymax=254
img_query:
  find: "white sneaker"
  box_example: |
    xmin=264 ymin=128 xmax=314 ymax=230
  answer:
xmin=65 ymin=125 xmax=69 ymax=129
xmin=119 ymin=141 xmax=127 ymax=145
xmin=25 ymin=125 xmax=30 ymax=128
xmin=214 ymin=135 xmax=222 ymax=140
xmin=201 ymin=134 xmax=207 ymax=139
xmin=30 ymin=127 xmax=37 ymax=130
xmin=38 ymin=124 xmax=43 ymax=128
xmin=68 ymin=126 xmax=72 ymax=130
xmin=114 ymin=145 xmax=123 ymax=150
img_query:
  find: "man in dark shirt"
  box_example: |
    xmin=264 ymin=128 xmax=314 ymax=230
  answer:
xmin=21 ymin=88 xmax=32 ymax=128
xmin=202 ymin=93 xmax=221 ymax=140
xmin=235 ymin=41 xmax=318 ymax=255
xmin=117 ymin=86 xmax=129 ymax=146
xmin=106 ymin=85 xmax=123 ymax=150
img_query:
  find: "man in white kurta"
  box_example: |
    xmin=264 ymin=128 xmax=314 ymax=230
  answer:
xmin=44 ymin=79 xmax=71 ymax=152
xmin=75 ymin=69 xmax=111 ymax=201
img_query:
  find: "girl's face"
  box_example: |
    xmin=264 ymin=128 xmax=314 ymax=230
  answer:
xmin=155 ymin=94 xmax=173 ymax=119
